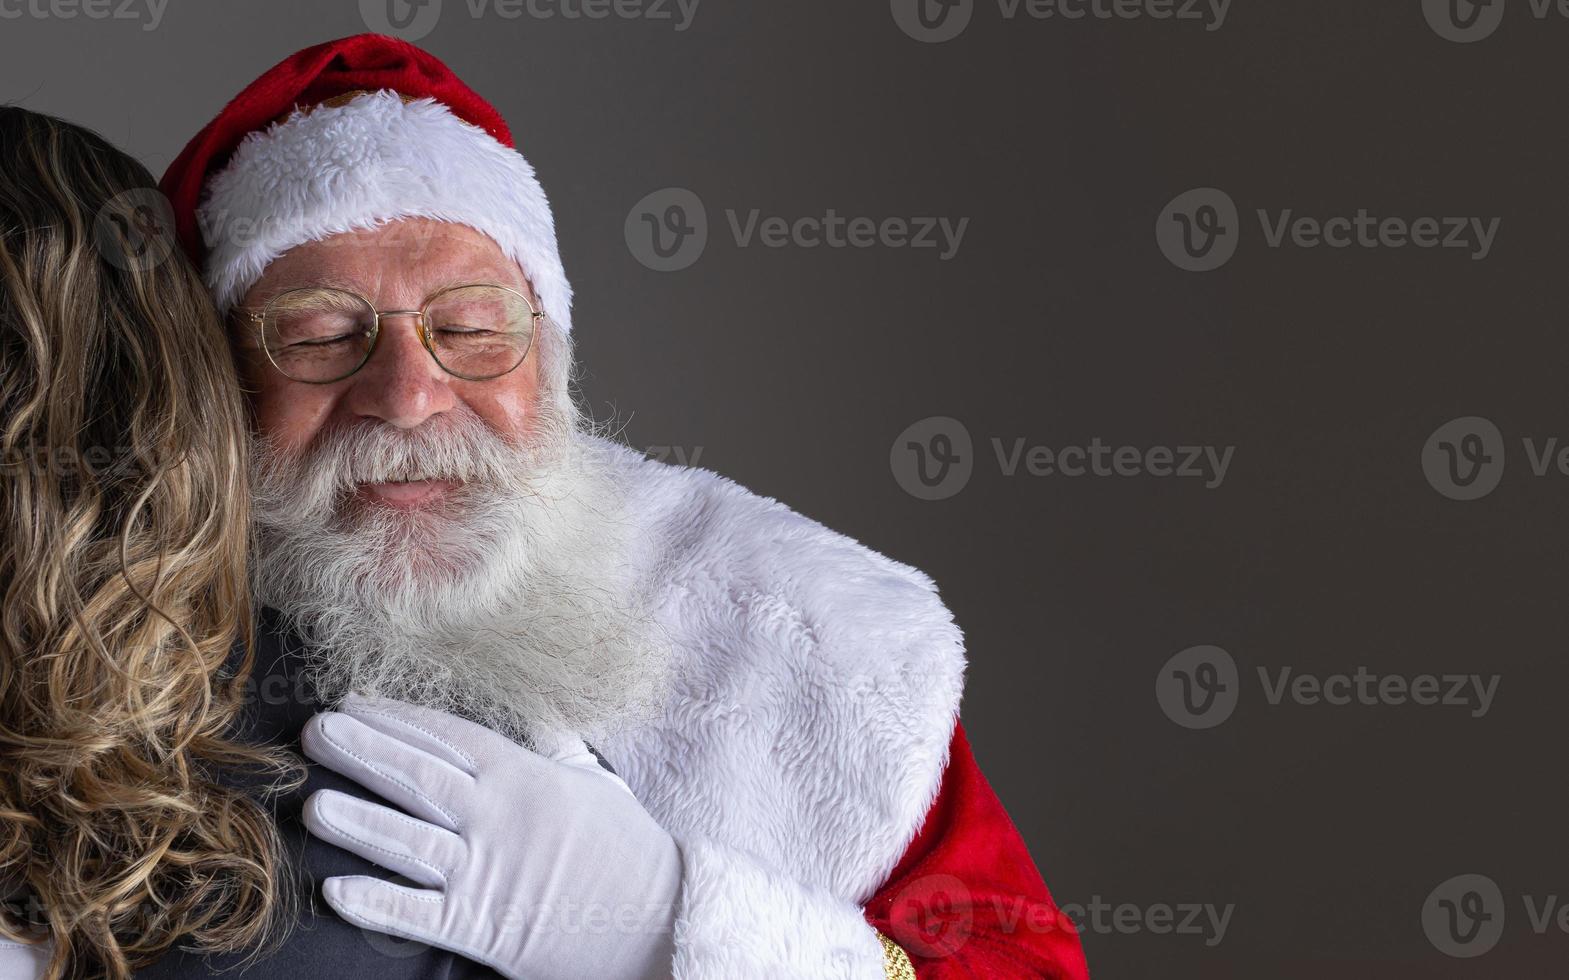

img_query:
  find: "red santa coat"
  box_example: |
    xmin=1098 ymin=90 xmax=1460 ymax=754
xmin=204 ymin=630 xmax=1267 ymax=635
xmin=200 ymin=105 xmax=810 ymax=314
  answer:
xmin=592 ymin=439 xmax=1090 ymax=979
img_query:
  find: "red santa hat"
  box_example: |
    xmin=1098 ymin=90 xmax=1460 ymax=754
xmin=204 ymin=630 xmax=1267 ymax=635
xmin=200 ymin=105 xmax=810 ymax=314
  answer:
xmin=159 ymin=33 xmax=572 ymax=333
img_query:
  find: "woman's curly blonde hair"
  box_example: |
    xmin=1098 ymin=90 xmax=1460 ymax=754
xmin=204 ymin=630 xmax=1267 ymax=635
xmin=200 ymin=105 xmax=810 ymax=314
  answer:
xmin=0 ymin=106 xmax=300 ymax=978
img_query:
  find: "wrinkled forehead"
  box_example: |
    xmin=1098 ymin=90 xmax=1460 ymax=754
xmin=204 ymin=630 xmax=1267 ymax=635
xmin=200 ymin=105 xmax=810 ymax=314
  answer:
xmin=246 ymin=218 xmax=534 ymax=307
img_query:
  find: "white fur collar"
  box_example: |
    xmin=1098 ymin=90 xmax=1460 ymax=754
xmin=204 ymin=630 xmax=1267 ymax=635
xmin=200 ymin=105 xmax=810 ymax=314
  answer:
xmin=592 ymin=437 xmax=968 ymax=904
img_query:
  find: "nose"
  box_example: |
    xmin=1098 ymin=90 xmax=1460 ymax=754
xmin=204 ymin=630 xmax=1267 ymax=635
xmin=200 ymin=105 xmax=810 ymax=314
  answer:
xmin=341 ymin=314 xmax=456 ymax=429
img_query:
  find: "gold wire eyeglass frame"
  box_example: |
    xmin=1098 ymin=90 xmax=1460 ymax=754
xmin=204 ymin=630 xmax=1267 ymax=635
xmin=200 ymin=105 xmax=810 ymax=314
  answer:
xmin=238 ymin=282 xmax=544 ymax=384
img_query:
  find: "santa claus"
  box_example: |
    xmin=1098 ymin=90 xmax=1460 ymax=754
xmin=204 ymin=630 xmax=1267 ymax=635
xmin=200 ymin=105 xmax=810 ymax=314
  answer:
xmin=144 ymin=33 xmax=1090 ymax=980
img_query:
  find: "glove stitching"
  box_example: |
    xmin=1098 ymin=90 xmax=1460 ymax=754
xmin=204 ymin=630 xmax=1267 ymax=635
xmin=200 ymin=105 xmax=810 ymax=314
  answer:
xmin=320 ymin=819 xmax=454 ymax=887
xmin=373 ymin=804 xmax=466 ymax=851
xmin=330 ymin=889 xmax=443 ymax=942
xmin=319 ymin=724 xmax=465 ymax=832
xmin=334 ymin=875 xmax=446 ymax=906
xmin=351 ymin=708 xmax=480 ymax=774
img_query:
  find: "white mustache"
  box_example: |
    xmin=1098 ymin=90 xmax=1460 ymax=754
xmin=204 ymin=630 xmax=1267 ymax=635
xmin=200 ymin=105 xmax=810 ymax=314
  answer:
xmin=293 ymin=412 xmax=524 ymax=493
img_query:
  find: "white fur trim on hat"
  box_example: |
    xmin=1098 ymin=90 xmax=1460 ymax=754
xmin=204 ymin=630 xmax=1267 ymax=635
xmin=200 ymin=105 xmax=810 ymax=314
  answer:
xmin=196 ymin=90 xmax=573 ymax=331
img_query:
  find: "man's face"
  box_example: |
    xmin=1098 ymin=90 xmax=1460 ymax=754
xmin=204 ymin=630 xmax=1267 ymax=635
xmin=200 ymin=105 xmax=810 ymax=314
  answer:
xmin=235 ymin=218 xmax=545 ymax=511
xmin=240 ymin=221 xmax=671 ymax=745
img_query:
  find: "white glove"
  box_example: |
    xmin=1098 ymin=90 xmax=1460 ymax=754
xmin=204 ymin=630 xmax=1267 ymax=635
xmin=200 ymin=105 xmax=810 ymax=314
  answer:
xmin=0 ymin=939 xmax=48 ymax=978
xmin=300 ymin=694 xmax=683 ymax=980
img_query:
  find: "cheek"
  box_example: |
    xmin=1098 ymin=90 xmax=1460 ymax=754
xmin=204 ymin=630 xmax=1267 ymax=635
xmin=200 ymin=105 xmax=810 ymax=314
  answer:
xmin=453 ymin=354 xmax=544 ymax=438
xmin=246 ymin=367 xmax=340 ymax=453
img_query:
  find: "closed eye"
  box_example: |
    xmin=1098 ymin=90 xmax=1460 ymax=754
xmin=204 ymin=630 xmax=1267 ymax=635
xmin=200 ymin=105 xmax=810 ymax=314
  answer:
xmin=286 ymin=334 xmax=358 ymax=348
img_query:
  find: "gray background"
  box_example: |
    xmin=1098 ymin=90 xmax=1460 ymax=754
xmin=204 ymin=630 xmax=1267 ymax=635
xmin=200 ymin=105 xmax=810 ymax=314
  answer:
xmin=4 ymin=1 xmax=1563 ymax=976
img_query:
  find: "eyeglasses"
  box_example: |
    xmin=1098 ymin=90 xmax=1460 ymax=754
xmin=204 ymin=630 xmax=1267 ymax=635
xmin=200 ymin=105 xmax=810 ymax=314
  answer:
xmin=239 ymin=283 xmax=543 ymax=384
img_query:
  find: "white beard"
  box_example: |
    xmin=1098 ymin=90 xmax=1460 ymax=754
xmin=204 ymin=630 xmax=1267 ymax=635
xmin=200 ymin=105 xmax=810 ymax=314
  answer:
xmin=249 ymin=407 xmax=674 ymax=752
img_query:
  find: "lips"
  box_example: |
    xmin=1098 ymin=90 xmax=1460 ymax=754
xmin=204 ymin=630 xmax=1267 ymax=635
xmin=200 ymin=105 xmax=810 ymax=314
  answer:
xmin=355 ymin=478 xmax=463 ymax=509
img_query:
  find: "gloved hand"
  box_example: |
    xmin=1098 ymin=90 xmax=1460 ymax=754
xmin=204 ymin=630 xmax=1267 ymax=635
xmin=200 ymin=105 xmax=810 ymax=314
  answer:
xmin=0 ymin=938 xmax=48 ymax=979
xmin=300 ymin=694 xmax=682 ymax=980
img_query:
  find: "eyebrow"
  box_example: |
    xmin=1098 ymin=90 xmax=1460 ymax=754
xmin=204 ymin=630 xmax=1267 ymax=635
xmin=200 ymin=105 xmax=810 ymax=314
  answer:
xmin=280 ymin=275 xmax=521 ymax=297
xmin=243 ymin=275 xmax=362 ymax=305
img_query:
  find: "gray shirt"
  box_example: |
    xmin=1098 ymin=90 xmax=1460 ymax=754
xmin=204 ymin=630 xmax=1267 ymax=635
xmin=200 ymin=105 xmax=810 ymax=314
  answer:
xmin=137 ymin=610 xmax=616 ymax=978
